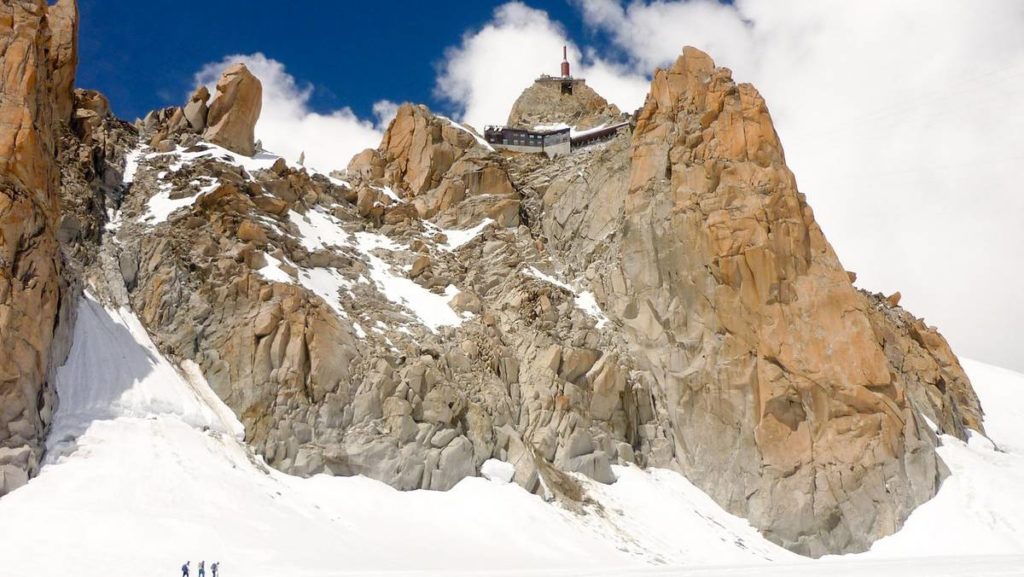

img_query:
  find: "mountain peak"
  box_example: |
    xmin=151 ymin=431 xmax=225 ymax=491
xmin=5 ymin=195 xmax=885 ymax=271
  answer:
xmin=506 ymin=71 xmax=623 ymax=130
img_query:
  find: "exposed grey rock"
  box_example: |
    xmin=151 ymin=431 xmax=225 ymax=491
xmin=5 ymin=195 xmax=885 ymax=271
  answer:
xmin=183 ymin=86 xmax=210 ymax=132
xmin=430 ymin=436 xmax=475 ymax=491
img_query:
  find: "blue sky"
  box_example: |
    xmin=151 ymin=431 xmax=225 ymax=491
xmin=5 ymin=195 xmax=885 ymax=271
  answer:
xmin=77 ymin=1 xmax=599 ymax=121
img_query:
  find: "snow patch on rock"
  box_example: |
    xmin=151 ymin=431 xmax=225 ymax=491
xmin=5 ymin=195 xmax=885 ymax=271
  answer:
xmin=524 ymin=266 xmax=610 ymax=329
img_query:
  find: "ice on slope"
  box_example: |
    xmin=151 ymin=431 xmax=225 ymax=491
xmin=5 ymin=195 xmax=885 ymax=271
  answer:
xmin=288 ymin=208 xmax=351 ymax=251
xmin=46 ymin=296 xmax=242 ymax=451
xmin=255 ymin=252 xmax=293 ymax=284
xmin=143 ymin=179 xmax=219 ymax=225
xmin=122 ymin=145 xmax=144 ymax=184
xmin=297 ymin=266 xmax=353 ymax=318
xmin=136 ymin=142 xmax=282 ymax=225
xmin=279 ymin=207 xmax=464 ymax=331
xmin=154 ymin=142 xmax=282 ymax=174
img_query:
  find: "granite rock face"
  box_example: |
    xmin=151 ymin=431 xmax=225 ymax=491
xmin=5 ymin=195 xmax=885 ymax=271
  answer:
xmin=593 ymin=47 xmax=983 ymax=555
xmin=0 ymin=0 xmax=79 ymax=496
xmin=100 ymin=100 xmax=637 ymax=502
xmin=184 ymin=86 xmax=210 ymax=132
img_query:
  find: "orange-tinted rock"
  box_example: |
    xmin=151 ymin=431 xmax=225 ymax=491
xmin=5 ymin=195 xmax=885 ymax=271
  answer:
xmin=204 ymin=63 xmax=262 ymax=156
xmin=607 ymin=46 xmax=967 ymax=556
xmin=358 ymin=104 xmax=518 ymax=222
xmin=48 ymin=0 xmax=78 ymax=123
xmin=0 ymin=0 xmax=77 ymax=496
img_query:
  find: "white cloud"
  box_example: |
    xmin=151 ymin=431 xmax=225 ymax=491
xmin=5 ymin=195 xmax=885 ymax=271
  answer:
xmin=440 ymin=1 xmax=1024 ymax=371
xmin=194 ymin=53 xmax=383 ymax=173
xmin=372 ymin=99 xmax=400 ymax=129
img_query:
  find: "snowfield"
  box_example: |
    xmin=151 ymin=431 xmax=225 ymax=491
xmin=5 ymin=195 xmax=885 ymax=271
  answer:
xmin=0 ymin=295 xmax=1022 ymax=576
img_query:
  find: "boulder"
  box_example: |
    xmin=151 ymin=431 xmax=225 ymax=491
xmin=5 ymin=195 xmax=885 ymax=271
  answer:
xmin=184 ymin=85 xmax=210 ymax=132
xmin=204 ymin=63 xmax=263 ymax=156
xmin=429 ymin=436 xmax=475 ymax=491
xmin=449 ymin=290 xmax=482 ymax=315
xmin=371 ymin=104 xmax=518 ymax=219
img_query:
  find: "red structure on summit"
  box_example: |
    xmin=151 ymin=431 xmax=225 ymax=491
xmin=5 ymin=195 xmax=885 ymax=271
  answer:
xmin=561 ymin=46 xmax=571 ymax=77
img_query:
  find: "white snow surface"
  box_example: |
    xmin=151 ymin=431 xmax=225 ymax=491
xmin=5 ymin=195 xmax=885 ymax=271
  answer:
xmin=256 ymin=252 xmax=294 ymax=284
xmin=480 ymin=458 xmax=516 ymax=484
xmin=440 ymin=218 xmax=494 ymax=251
xmin=45 ymin=296 xmax=242 ymax=447
xmin=138 ymin=141 xmax=284 ymax=226
xmin=288 ymin=208 xmax=351 ymax=251
xmin=283 ymin=206 xmax=463 ymax=331
xmin=0 ymin=292 xmax=1023 ymax=575
xmin=154 ymin=142 xmax=282 ymax=174
xmin=355 ymin=231 xmax=464 ymax=331
xmin=122 ymin=145 xmax=144 ymax=184
xmin=143 ymin=179 xmax=218 ymax=225
xmin=532 ymin=122 xmax=626 ymax=139
xmin=858 ymin=358 xmax=1024 ymax=559
xmin=297 ymin=266 xmax=353 ymax=318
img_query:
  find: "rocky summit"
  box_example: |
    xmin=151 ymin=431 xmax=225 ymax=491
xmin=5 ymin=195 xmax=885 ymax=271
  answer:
xmin=0 ymin=2 xmax=988 ymax=561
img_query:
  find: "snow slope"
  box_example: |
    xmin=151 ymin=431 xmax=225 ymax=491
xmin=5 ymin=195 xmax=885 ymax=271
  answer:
xmin=0 ymin=294 xmax=1022 ymax=576
xmin=860 ymin=358 xmax=1024 ymax=558
xmin=0 ymin=295 xmax=788 ymax=576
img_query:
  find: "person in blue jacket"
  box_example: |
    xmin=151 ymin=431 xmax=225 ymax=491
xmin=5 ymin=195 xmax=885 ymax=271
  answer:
xmin=181 ymin=561 xmax=190 ymax=577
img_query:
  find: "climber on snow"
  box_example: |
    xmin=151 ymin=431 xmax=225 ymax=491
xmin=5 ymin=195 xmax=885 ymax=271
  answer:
xmin=198 ymin=560 xmax=206 ymax=577
xmin=181 ymin=561 xmax=190 ymax=577
xmin=211 ymin=561 xmax=219 ymax=577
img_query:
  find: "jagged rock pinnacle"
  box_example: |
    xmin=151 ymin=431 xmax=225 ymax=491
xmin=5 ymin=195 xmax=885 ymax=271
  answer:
xmin=203 ymin=63 xmax=263 ymax=156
